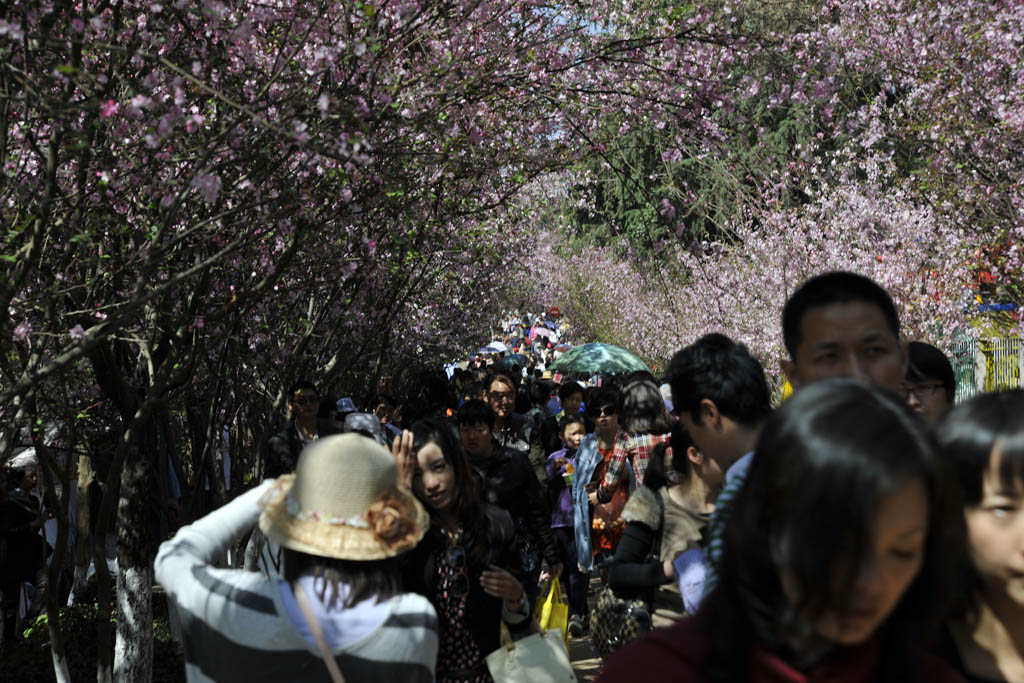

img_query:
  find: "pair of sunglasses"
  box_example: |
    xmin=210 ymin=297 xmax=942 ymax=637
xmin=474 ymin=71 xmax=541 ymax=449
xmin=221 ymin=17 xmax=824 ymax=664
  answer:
xmin=589 ymin=406 xmax=616 ymax=418
xmin=444 ymin=545 xmax=469 ymax=599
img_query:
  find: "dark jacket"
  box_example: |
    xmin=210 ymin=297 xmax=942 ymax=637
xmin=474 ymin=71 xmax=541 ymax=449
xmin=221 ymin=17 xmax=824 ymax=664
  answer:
xmin=470 ymin=446 xmax=560 ymax=573
xmin=598 ymin=615 xmax=966 ymax=683
xmin=606 ymin=486 xmax=667 ymax=603
xmin=496 ymin=412 xmax=549 ymax=492
xmin=403 ymin=505 xmax=526 ymax=661
xmin=264 ymin=418 xmax=342 ymax=480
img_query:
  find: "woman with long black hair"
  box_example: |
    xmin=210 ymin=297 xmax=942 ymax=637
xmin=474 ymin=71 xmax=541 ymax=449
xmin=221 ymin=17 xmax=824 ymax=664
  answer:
xmin=936 ymin=389 xmax=1024 ymax=682
xmin=396 ymin=418 xmax=530 ymax=683
xmin=599 ymin=378 xmax=966 ymax=682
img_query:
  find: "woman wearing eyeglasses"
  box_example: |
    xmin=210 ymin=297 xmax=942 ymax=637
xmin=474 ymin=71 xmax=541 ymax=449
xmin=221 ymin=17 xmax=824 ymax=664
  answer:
xmin=396 ymin=417 xmax=530 ymax=683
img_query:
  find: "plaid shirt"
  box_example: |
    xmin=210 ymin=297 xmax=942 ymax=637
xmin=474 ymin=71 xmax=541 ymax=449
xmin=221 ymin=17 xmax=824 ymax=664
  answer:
xmin=601 ymin=432 xmax=671 ymax=493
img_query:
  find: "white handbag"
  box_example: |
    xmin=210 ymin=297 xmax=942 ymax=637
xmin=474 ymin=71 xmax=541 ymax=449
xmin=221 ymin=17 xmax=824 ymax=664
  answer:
xmin=485 ymin=623 xmax=577 ymax=683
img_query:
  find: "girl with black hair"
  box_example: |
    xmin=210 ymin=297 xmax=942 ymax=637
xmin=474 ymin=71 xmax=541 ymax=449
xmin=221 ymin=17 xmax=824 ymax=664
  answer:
xmin=396 ymin=418 xmax=530 ymax=683
xmin=937 ymin=389 xmax=1024 ymax=682
xmin=598 ymin=378 xmax=965 ymax=683
xmin=606 ymin=420 xmax=723 ymax=616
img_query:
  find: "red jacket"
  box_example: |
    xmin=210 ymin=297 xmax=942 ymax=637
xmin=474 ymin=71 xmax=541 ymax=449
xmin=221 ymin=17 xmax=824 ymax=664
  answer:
xmin=597 ymin=615 xmax=965 ymax=683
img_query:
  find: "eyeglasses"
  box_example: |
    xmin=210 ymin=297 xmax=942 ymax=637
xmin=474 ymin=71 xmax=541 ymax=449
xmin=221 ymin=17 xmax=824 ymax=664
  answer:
xmin=589 ymin=406 xmax=616 ymax=418
xmin=489 ymin=391 xmax=514 ymax=403
xmin=291 ymin=396 xmax=318 ymax=406
xmin=444 ymin=545 xmax=469 ymax=599
xmin=901 ymin=383 xmax=944 ymax=400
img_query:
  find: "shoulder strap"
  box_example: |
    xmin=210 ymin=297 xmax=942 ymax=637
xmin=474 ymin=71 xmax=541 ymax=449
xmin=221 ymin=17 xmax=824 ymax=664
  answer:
xmin=293 ymin=581 xmax=346 ymax=683
xmin=648 ymin=493 xmax=666 ymax=562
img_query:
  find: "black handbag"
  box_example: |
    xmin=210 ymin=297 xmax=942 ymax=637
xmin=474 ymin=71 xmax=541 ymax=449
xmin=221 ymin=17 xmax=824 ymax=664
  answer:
xmin=588 ymin=584 xmax=653 ymax=660
xmin=589 ymin=493 xmax=664 ymax=661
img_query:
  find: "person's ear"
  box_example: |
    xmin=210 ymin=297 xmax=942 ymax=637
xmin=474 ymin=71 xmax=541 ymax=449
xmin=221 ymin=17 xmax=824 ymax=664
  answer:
xmin=780 ymin=359 xmax=800 ymax=390
xmin=686 ymin=446 xmax=703 ymax=466
xmin=700 ymin=398 xmax=721 ymax=428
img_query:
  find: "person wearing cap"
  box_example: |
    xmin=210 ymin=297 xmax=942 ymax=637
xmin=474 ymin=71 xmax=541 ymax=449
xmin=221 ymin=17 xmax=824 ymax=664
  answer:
xmin=265 ymin=380 xmax=341 ymax=480
xmin=343 ymin=412 xmax=388 ymax=446
xmin=155 ymin=434 xmax=438 ymax=682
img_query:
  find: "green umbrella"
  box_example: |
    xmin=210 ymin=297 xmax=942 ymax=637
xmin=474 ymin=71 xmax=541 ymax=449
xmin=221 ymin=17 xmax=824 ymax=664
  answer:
xmin=547 ymin=343 xmax=650 ymax=375
xmin=496 ymin=353 xmax=528 ymax=371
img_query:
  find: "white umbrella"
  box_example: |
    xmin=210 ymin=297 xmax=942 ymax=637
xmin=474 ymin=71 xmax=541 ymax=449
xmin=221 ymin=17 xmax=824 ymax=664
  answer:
xmin=486 ymin=341 xmax=509 ymax=353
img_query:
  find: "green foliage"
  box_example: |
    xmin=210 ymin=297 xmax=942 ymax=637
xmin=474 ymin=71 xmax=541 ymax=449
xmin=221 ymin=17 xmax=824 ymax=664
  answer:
xmin=1 ymin=601 xmax=183 ymax=682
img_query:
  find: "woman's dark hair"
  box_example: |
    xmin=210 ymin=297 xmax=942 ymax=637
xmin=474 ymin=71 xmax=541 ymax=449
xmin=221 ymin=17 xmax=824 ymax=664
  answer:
xmin=283 ymin=550 xmax=402 ymax=609
xmin=938 ymin=389 xmax=1024 ymax=620
xmin=588 ymin=387 xmax=621 ymax=416
xmin=515 ymin=382 xmax=531 ymax=414
xmin=410 ymin=417 xmax=501 ymax=570
xmin=704 ymin=378 xmax=963 ymax=683
xmin=557 ymin=381 xmax=583 ymax=403
xmin=619 ymin=378 xmax=674 ymax=435
xmin=939 ymin=389 xmax=1024 ymax=506
xmin=644 ymin=420 xmax=695 ymax=492
xmin=529 ymin=380 xmax=553 ymax=407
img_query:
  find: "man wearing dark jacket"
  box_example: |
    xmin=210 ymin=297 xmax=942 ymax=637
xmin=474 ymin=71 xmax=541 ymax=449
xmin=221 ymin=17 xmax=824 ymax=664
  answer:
xmin=458 ymin=400 xmax=562 ymax=604
xmin=485 ymin=373 xmax=549 ymax=493
xmin=264 ymin=380 xmax=341 ymax=480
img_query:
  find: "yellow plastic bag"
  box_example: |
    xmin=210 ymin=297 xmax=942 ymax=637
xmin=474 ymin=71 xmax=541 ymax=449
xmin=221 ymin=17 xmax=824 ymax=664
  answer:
xmin=534 ymin=577 xmax=569 ymax=645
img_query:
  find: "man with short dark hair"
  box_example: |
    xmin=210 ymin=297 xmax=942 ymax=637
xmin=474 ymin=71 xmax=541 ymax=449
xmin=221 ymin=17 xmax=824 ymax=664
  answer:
xmin=457 ymin=400 xmax=561 ymax=604
xmin=485 ymin=372 xmax=548 ymax=489
xmin=902 ymin=340 xmax=955 ymax=423
xmin=667 ymin=333 xmax=772 ymax=598
xmin=265 ymin=380 xmax=341 ymax=479
xmin=668 ymin=334 xmax=771 ymax=501
xmin=697 ymin=271 xmax=910 ymax=596
xmin=780 ymin=270 xmax=907 ymax=392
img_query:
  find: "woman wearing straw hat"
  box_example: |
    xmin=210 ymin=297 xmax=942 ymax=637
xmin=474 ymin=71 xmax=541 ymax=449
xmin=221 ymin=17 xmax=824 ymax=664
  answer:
xmin=396 ymin=418 xmax=530 ymax=683
xmin=155 ymin=433 xmax=438 ymax=683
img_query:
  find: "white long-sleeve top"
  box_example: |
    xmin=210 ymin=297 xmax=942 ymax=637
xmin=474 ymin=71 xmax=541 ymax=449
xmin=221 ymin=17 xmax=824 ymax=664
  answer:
xmin=154 ymin=481 xmax=438 ymax=682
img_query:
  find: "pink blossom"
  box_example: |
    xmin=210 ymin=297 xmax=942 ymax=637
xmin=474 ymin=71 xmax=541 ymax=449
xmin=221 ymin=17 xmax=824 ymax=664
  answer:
xmin=69 ymin=324 xmax=85 ymax=340
xmin=13 ymin=322 xmax=30 ymax=341
xmin=191 ymin=173 xmax=222 ymax=204
xmin=100 ymin=100 xmax=119 ymax=118
xmin=659 ymin=198 xmax=676 ymax=218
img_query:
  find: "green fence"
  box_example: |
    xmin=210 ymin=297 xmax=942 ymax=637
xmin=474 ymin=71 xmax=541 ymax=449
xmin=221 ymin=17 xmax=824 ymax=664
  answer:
xmin=950 ymin=336 xmax=1023 ymax=403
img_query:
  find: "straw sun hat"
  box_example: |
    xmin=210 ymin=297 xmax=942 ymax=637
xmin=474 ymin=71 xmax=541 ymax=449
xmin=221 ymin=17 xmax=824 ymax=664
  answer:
xmin=259 ymin=433 xmax=428 ymax=561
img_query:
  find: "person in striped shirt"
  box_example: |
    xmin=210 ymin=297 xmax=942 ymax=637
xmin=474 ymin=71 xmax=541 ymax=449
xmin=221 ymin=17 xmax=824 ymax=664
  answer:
xmin=155 ymin=434 xmax=438 ymax=683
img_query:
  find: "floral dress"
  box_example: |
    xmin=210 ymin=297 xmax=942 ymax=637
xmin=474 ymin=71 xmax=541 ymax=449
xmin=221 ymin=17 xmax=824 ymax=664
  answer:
xmin=435 ymin=543 xmax=492 ymax=683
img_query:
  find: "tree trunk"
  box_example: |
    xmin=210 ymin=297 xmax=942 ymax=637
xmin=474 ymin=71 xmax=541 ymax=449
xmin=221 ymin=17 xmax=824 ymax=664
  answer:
xmin=72 ymin=453 xmax=94 ymax=600
xmin=49 ymin=622 xmax=72 ymax=683
xmin=35 ymin=440 xmax=74 ymax=683
xmin=113 ymin=455 xmax=154 ymax=683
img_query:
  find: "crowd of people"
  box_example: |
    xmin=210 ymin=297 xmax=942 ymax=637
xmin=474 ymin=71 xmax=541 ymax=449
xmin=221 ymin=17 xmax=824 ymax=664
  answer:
xmin=143 ymin=270 xmax=1024 ymax=681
